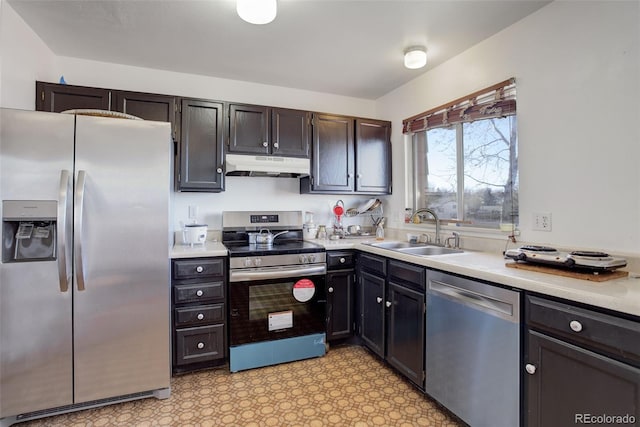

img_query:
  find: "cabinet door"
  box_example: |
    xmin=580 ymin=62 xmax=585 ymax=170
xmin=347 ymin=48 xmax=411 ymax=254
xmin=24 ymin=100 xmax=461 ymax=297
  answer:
xmin=36 ymin=81 xmax=111 ymax=112
xmin=526 ymin=330 xmax=640 ymax=427
xmin=178 ymin=99 xmax=224 ymax=192
xmin=310 ymin=114 xmax=355 ymax=192
xmin=228 ymin=104 xmax=269 ymax=154
xmin=355 ymin=119 xmax=392 ymax=194
xmin=271 ymin=108 xmax=310 ymax=157
xmin=359 ymin=270 xmax=385 ymax=357
xmin=113 ymin=91 xmax=177 ymax=139
xmin=326 ymin=270 xmax=355 ymax=341
xmin=387 ymin=281 xmax=425 ymax=388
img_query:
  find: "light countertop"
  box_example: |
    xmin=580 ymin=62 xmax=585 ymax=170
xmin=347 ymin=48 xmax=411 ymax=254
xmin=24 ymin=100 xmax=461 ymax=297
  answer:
xmin=171 ymin=241 xmax=227 ymax=258
xmin=171 ymin=238 xmax=640 ymax=318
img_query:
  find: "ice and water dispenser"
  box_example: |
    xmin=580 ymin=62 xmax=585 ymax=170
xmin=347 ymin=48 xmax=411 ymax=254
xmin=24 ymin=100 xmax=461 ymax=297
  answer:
xmin=2 ymin=200 xmax=57 ymax=263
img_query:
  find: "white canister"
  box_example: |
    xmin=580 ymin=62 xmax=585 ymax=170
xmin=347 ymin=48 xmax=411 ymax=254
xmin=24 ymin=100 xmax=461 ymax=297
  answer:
xmin=183 ymin=224 xmax=208 ymax=246
xmin=303 ymin=225 xmax=317 ymax=240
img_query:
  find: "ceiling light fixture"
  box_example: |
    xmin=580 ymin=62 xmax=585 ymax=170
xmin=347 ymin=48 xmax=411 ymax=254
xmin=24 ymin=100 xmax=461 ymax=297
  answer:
xmin=237 ymin=0 xmax=277 ymax=25
xmin=404 ymin=46 xmax=427 ymax=69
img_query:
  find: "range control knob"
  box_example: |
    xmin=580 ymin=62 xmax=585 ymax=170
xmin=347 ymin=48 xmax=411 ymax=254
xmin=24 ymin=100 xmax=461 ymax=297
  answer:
xmin=254 ymin=258 xmax=262 ymax=266
xmin=307 ymin=254 xmax=316 ymax=263
xmin=244 ymin=258 xmax=253 ymax=267
xmin=299 ymin=254 xmax=308 ymax=263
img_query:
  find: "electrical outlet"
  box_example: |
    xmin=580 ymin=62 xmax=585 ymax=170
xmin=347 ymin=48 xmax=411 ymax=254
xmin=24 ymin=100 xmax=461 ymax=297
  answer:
xmin=533 ymin=212 xmax=552 ymax=231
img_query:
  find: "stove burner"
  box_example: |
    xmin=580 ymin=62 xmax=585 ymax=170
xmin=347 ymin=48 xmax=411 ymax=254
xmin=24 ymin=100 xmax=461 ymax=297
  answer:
xmin=520 ymin=245 xmax=557 ymax=252
xmin=570 ymin=251 xmax=609 ymax=258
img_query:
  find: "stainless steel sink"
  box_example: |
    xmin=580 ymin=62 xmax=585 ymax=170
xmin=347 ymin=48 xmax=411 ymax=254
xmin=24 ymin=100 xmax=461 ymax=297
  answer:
xmin=365 ymin=241 xmax=464 ymax=256
xmin=396 ymin=246 xmax=463 ymax=256
xmin=366 ymin=241 xmax=415 ymax=249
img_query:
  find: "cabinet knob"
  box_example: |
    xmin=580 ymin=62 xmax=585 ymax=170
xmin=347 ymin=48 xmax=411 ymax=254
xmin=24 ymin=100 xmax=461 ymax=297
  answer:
xmin=328 ymin=287 xmax=334 ymax=293
xmin=197 ymin=342 xmax=205 ymax=349
xmin=196 ymin=266 xmax=204 ymax=273
xmin=339 ymin=257 xmax=346 ymax=263
xmin=525 ymin=364 xmax=537 ymax=375
xmin=263 ymin=141 xmax=269 ymax=147
xmin=197 ymin=313 xmax=204 ymax=320
xmin=569 ymin=320 xmax=583 ymax=332
xmin=347 ymin=173 xmax=353 ymax=178
xmin=196 ymin=290 xmax=204 ymax=297
xmin=376 ymin=297 xmax=382 ymax=304
xmin=217 ymin=167 xmax=223 ymax=174
xmin=273 ymin=142 xmax=279 ymax=148
xmin=357 ymin=173 xmax=362 ymax=178
xmin=385 ymin=301 xmax=392 ymax=308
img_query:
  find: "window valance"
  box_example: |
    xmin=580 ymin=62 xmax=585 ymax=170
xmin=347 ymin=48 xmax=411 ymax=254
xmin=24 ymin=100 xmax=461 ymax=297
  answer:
xmin=402 ymin=78 xmax=516 ymax=134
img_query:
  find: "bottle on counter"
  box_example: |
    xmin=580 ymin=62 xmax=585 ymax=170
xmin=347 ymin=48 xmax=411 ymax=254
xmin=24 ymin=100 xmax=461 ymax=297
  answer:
xmin=375 ymin=222 xmax=385 ymax=241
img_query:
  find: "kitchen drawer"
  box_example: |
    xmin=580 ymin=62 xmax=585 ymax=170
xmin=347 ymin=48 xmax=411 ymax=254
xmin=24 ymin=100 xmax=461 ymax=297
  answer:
xmin=175 ymin=303 xmax=224 ymax=327
xmin=387 ymin=260 xmax=425 ymax=291
xmin=358 ymin=253 xmax=386 ymax=276
xmin=174 ymin=281 xmax=224 ymax=304
xmin=174 ymin=324 xmax=225 ymax=366
xmin=172 ymin=258 xmax=225 ymax=280
xmin=327 ymin=251 xmax=355 ymax=270
xmin=526 ymin=295 xmax=640 ymax=366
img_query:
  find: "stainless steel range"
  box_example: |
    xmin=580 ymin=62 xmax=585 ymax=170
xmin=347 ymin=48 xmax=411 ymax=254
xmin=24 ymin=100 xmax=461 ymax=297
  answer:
xmin=222 ymin=211 xmax=327 ymax=372
xmin=505 ymin=245 xmax=627 ymax=271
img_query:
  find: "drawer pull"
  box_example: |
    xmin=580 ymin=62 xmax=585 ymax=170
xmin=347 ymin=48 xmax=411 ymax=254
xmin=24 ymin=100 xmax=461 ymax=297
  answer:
xmin=386 ymin=301 xmax=392 ymax=308
xmin=525 ymin=364 xmax=537 ymax=375
xmin=196 ymin=290 xmax=204 ymax=297
xmin=197 ymin=313 xmax=204 ymax=320
xmin=339 ymin=257 xmax=346 ymax=263
xmin=328 ymin=287 xmax=334 ymax=293
xmin=197 ymin=342 xmax=205 ymax=349
xmin=376 ymin=297 xmax=382 ymax=304
xmin=196 ymin=266 xmax=204 ymax=273
xmin=569 ymin=320 xmax=583 ymax=332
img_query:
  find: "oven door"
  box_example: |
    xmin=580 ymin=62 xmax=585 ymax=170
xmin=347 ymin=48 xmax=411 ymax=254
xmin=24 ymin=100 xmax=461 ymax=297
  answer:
xmin=229 ymin=266 xmax=326 ymax=346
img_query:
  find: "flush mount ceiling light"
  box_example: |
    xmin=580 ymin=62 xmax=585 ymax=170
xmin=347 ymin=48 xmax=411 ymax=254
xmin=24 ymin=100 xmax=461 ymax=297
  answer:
xmin=404 ymin=46 xmax=427 ymax=69
xmin=237 ymin=0 xmax=277 ymax=25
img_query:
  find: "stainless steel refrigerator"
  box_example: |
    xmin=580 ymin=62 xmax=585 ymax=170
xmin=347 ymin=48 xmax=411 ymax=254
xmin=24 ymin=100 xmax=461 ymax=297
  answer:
xmin=0 ymin=108 xmax=171 ymax=425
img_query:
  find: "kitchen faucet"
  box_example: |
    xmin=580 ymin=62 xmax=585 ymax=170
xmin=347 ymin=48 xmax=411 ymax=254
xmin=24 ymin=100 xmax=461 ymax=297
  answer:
xmin=409 ymin=208 xmax=441 ymax=245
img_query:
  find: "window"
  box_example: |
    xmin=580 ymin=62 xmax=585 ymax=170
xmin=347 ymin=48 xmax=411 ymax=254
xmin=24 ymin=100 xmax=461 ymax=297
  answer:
xmin=404 ymin=79 xmax=518 ymax=230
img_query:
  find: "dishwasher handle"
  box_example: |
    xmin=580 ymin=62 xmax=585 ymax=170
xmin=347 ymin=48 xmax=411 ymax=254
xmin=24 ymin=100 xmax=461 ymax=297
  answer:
xmin=428 ymin=279 xmax=519 ymax=322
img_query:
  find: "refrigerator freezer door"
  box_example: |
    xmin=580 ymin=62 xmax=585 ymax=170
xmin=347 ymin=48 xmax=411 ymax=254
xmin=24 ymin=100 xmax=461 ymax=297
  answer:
xmin=72 ymin=115 xmax=171 ymax=403
xmin=0 ymin=109 xmax=74 ymax=417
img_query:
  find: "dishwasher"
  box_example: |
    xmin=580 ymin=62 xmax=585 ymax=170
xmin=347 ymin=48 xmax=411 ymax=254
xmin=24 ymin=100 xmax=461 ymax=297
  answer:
xmin=425 ymin=270 xmax=521 ymax=427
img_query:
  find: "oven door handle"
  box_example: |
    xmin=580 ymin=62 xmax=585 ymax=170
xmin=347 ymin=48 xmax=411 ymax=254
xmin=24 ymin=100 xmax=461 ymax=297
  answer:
xmin=230 ymin=264 xmax=326 ymax=282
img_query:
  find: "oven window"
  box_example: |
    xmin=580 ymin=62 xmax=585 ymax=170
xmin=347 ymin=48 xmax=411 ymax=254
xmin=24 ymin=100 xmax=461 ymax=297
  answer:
xmin=249 ymin=282 xmax=311 ymax=321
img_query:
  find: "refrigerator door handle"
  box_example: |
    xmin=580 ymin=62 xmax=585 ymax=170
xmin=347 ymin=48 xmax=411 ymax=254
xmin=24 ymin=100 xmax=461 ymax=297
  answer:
xmin=57 ymin=170 xmax=71 ymax=292
xmin=74 ymin=170 xmax=87 ymax=291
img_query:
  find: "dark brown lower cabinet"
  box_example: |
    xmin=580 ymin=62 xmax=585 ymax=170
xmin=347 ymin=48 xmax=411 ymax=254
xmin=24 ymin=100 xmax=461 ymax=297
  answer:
xmin=526 ymin=331 xmax=640 ymax=426
xmin=357 ymin=253 xmax=426 ymax=389
xmin=172 ymin=257 xmax=227 ymax=374
xmin=326 ymin=251 xmax=356 ymax=341
xmin=525 ymin=295 xmax=640 ymax=427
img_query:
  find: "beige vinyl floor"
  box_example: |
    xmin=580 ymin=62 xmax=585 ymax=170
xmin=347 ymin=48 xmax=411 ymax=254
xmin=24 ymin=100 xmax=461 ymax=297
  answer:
xmin=16 ymin=345 xmax=464 ymax=427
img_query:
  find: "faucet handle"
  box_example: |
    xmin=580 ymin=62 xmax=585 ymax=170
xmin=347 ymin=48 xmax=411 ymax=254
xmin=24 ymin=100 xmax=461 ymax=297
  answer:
xmin=418 ymin=233 xmax=431 ymax=244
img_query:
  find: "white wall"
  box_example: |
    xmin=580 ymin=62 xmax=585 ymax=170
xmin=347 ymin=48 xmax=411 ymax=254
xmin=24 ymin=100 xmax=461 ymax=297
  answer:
xmin=377 ymin=0 xmax=640 ymax=255
xmin=0 ymin=0 xmax=56 ymax=109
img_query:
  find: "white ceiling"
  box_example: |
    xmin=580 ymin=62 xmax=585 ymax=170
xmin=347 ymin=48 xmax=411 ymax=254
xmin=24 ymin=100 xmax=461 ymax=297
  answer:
xmin=8 ymin=0 xmax=550 ymax=100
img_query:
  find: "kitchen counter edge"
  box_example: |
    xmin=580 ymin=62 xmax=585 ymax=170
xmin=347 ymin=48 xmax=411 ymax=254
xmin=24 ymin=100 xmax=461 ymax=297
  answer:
xmin=171 ymin=241 xmax=228 ymax=258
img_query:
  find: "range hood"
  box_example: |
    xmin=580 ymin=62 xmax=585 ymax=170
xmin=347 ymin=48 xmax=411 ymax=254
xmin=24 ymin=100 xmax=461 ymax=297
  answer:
xmin=225 ymin=154 xmax=310 ymax=177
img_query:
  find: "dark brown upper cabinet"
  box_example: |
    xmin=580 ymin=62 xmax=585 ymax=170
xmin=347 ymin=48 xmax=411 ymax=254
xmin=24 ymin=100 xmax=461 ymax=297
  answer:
xmin=177 ymin=99 xmax=225 ymax=192
xmin=36 ymin=81 xmax=111 ymax=112
xmin=300 ymin=114 xmax=391 ymax=195
xmin=355 ymin=119 xmax=392 ymax=194
xmin=113 ymin=91 xmax=177 ymax=140
xmin=228 ymin=104 xmax=310 ymax=158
